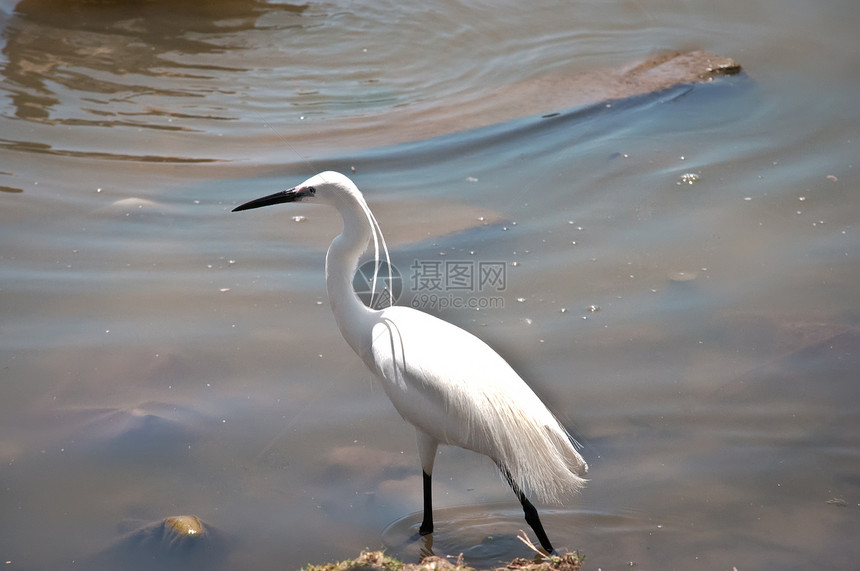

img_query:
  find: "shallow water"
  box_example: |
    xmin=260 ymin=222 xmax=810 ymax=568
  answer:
xmin=1 ymin=0 xmax=859 ymax=569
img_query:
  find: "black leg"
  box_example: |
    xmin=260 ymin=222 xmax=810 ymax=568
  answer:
xmin=500 ymin=466 xmax=554 ymax=553
xmin=419 ymin=470 xmax=433 ymax=535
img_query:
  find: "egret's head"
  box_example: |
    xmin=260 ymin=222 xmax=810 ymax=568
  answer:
xmin=232 ymin=171 xmax=358 ymax=212
xmin=232 ymin=169 xmax=391 ymax=306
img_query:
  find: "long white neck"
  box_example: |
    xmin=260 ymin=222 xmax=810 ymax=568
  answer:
xmin=325 ymin=194 xmax=378 ymax=364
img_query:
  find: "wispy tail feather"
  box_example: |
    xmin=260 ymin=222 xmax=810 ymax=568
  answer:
xmin=473 ymin=389 xmax=587 ymax=504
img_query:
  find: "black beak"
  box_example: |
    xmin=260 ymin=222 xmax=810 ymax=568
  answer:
xmin=232 ymin=187 xmax=301 ymax=212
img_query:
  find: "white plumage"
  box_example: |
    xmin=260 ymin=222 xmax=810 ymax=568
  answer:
xmin=370 ymin=306 xmax=587 ymax=503
xmin=234 ymin=171 xmax=587 ymax=553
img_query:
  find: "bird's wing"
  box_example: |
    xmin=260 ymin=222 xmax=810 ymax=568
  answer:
xmin=369 ymin=306 xmax=587 ymax=502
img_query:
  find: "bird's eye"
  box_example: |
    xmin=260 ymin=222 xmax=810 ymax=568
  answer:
xmin=306 ymin=186 xmax=316 ymax=195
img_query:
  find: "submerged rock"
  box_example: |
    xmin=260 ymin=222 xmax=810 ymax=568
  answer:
xmin=48 ymin=403 xmax=202 ymax=460
xmin=89 ymin=515 xmax=229 ymax=571
xmin=93 ymin=197 xmax=171 ymax=220
xmin=237 ymin=50 xmax=744 ymax=150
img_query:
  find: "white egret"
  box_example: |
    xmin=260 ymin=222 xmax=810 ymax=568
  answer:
xmin=233 ymin=171 xmax=587 ymax=553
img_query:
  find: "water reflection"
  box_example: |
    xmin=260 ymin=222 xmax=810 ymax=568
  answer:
xmin=2 ymin=0 xmax=306 ymax=123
